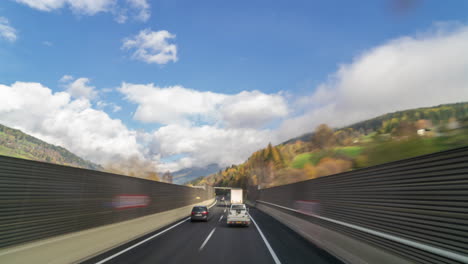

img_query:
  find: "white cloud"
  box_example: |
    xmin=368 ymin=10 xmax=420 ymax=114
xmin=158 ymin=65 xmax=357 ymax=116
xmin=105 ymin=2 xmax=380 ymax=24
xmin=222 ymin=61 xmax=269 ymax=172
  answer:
xmin=119 ymin=83 xmax=224 ymax=124
xmin=59 ymin=74 xmax=74 ymax=83
xmin=0 ymin=17 xmax=17 ymax=42
xmin=221 ymin=91 xmax=288 ymax=128
xmin=64 ymin=77 xmax=98 ymax=100
xmin=152 ymin=124 xmax=275 ymax=171
xmin=4 ymin=22 xmax=468 ymax=174
xmin=13 ymin=0 xmax=150 ymax=22
xmin=119 ymin=83 xmax=288 ymax=128
xmin=0 ymin=82 xmax=142 ymax=165
xmin=126 ymin=0 xmax=150 ymax=22
xmin=112 ymin=104 xmax=122 ymax=112
xmin=122 ymin=29 xmax=178 ymax=64
xmin=13 ymin=0 xmax=115 ymax=14
xmin=97 ymin=100 xmax=122 ymax=112
xmin=277 ymin=23 xmax=468 ymax=141
xmin=118 ymin=83 xmax=288 ymax=171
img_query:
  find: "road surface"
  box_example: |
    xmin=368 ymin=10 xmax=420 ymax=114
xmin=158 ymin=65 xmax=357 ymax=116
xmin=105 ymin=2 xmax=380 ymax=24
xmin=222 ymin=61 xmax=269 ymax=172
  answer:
xmin=83 ymin=200 xmax=342 ymax=264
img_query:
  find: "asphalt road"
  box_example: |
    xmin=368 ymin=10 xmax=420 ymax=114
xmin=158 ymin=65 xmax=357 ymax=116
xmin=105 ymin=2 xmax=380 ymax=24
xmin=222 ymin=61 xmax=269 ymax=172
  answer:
xmin=83 ymin=199 xmax=342 ymax=264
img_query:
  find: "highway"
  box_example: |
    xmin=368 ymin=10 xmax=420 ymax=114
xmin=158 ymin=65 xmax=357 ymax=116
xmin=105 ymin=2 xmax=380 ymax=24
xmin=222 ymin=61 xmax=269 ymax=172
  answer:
xmin=83 ymin=199 xmax=343 ymax=264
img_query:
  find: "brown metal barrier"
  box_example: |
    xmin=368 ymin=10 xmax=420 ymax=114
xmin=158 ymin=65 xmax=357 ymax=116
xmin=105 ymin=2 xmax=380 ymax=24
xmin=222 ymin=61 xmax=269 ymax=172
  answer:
xmin=253 ymin=146 xmax=468 ymax=264
xmin=0 ymin=155 xmax=214 ymax=248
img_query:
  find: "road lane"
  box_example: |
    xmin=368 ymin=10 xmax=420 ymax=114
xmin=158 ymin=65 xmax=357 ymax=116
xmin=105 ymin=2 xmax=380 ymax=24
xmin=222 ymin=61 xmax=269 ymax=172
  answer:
xmin=83 ymin=200 xmax=343 ymax=264
xmin=248 ymin=206 xmax=343 ymax=264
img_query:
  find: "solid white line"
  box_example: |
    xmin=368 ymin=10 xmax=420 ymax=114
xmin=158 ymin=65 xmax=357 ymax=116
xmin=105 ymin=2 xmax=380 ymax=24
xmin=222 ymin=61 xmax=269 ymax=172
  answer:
xmin=218 ymin=215 xmax=224 ymax=222
xmin=199 ymin=228 xmax=216 ymax=251
xmin=250 ymin=215 xmax=282 ymax=264
xmin=256 ymin=200 xmax=468 ymax=264
xmin=94 ymin=217 xmax=190 ymax=264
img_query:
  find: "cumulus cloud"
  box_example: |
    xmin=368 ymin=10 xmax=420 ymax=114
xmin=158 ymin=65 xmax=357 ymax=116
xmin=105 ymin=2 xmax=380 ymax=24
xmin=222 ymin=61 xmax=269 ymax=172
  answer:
xmin=12 ymin=0 xmax=150 ymax=22
xmin=221 ymin=91 xmax=289 ymax=128
xmin=4 ymin=22 xmax=468 ymax=174
xmin=0 ymin=82 xmax=143 ymax=165
xmin=119 ymin=83 xmax=288 ymax=128
xmin=61 ymin=76 xmax=98 ymax=100
xmin=277 ymin=23 xmax=468 ymax=141
xmin=152 ymin=124 xmax=276 ymax=171
xmin=0 ymin=17 xmax=17 ymax=42
xmin=122 ymin=29 xmax=178 ymax=64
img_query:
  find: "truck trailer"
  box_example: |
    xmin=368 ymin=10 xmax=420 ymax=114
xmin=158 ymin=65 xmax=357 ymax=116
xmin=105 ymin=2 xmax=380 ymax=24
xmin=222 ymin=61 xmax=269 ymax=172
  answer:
xmin=230 ymin=189 xmax=243 ymax=204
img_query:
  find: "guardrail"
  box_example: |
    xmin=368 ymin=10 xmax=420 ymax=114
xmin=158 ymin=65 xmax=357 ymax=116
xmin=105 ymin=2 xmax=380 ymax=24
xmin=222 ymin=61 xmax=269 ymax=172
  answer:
xmin=252 ymin=146 xmax=468 ymax=264
xmin=0 ymin=155 xmax=214 ymax=249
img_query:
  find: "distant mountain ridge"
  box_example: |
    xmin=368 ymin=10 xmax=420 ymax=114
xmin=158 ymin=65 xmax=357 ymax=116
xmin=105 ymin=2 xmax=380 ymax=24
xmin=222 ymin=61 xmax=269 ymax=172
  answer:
xmin=172 ymin=164 xmax=221 ymax=184
xmin=283 ymin=102 xmax=468 ymax=144
xmin=0 ymin=123 xmax=101 ymax=170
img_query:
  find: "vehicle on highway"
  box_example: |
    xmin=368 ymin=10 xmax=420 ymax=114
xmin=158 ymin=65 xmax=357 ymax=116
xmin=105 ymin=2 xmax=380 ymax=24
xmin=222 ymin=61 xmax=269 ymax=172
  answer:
xmin=230 ymin=189 xmax=243 ymax=204
xmin=227 ymin=203 xmax=250 ymax=226
xmin=191 ymin=206 xmax=209 ymax=222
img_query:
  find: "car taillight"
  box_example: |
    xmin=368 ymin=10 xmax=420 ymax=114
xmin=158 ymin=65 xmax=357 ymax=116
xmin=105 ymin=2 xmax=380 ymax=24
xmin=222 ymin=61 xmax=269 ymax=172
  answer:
xmin=191 ymin=212 xmax=195 ymax=215
xmin=202 ymin=211 xmax=208 ymax=215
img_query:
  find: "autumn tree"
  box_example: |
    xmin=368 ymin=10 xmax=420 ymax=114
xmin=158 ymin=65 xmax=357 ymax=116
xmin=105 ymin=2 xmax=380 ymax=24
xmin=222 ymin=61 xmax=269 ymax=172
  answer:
xmin=147 ymin=172 xmax=160 ymax=181
xmin=311 ymin=124 xmax=335 ymax=150
xmin=392 ymin=121 xmax=417 ymax=137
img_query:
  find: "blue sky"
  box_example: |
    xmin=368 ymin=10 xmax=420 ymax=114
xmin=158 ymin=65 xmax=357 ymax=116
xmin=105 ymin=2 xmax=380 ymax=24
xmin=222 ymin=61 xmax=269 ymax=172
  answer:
xmin=1 ymin=0 xmax=468 ymax=172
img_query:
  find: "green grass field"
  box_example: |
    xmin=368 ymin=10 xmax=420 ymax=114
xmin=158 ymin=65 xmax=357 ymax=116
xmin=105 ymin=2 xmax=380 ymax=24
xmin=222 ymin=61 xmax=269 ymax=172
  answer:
xmin=335 ymin=146 xmax=363 ymax=158
xmin=291 ymin=152 xmax=319 ymax=169
xmin=291 ymin=146 xmax=364 ymax=169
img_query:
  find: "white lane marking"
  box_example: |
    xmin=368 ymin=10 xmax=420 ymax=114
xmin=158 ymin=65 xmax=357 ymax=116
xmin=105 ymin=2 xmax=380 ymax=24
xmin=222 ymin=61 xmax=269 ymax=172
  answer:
xmin=94 ymin=217 xmax=190 ymax=264
xmin=218 ymin=215 xmax=224 ymax=222
xmin=256 ymin=200 xmax=468 ymax=264
xmin=199 ymin=228 xmax=216 ymax=251
xmin=250 ymin=214 xmax=282 ymax=264
xmin=208 ymin=200 xmax=217 ymax=209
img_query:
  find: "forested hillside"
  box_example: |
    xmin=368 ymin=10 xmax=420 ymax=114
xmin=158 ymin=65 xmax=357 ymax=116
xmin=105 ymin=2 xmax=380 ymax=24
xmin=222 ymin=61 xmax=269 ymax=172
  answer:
xmin=284 ymin=102 xmax=468 ymax=144
xmin=189 ymin=102 xmax=468 ymax=188
xmin=0 ymin=124 xmax=101 ymax=170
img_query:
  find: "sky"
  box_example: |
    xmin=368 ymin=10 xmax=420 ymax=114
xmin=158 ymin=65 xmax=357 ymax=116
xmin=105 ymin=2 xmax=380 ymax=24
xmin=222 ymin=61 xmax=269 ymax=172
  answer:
xmin=0 ymin=0 xmax=468 ymax=172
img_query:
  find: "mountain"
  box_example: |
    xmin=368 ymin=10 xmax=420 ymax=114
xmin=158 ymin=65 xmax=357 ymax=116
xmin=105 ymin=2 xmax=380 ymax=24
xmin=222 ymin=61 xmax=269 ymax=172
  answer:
xmin=172 ymin=164 xmax=221 ymax=184
xmin=193 ymin=102 xmax=468 ymax=188
xmin=0 ymin=123 xmax=101 ymax=170
xmin=283 ymin=102 xmax=468 ymax=145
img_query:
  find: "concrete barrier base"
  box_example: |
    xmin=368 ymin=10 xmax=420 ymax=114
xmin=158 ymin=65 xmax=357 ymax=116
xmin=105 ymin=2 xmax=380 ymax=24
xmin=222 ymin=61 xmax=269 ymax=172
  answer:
xmin=256 ymin=203 xmax=411 ymax=264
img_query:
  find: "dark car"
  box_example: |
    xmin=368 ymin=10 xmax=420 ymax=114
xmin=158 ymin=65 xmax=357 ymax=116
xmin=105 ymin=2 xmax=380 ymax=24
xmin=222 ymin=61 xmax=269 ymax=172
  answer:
xmin=191 ymin=206 xmax=209 ymax=222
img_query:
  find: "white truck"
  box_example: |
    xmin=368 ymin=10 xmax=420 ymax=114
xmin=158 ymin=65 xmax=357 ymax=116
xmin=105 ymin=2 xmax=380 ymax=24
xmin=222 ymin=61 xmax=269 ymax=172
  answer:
xmin=227 ymin=203 xmax=250 ymax=227
xmin=230 ymin=189 xmax=243 ymax=204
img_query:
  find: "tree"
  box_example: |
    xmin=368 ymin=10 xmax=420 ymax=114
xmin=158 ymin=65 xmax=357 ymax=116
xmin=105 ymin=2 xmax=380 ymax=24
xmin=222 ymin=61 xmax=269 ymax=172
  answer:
xmin=303 ymin=163 xmax=318 ymax=179
xmin=393 ymin=121 xmax=417 ymax=137
xmin=311 ymin=124 xmax=335 ymax=150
